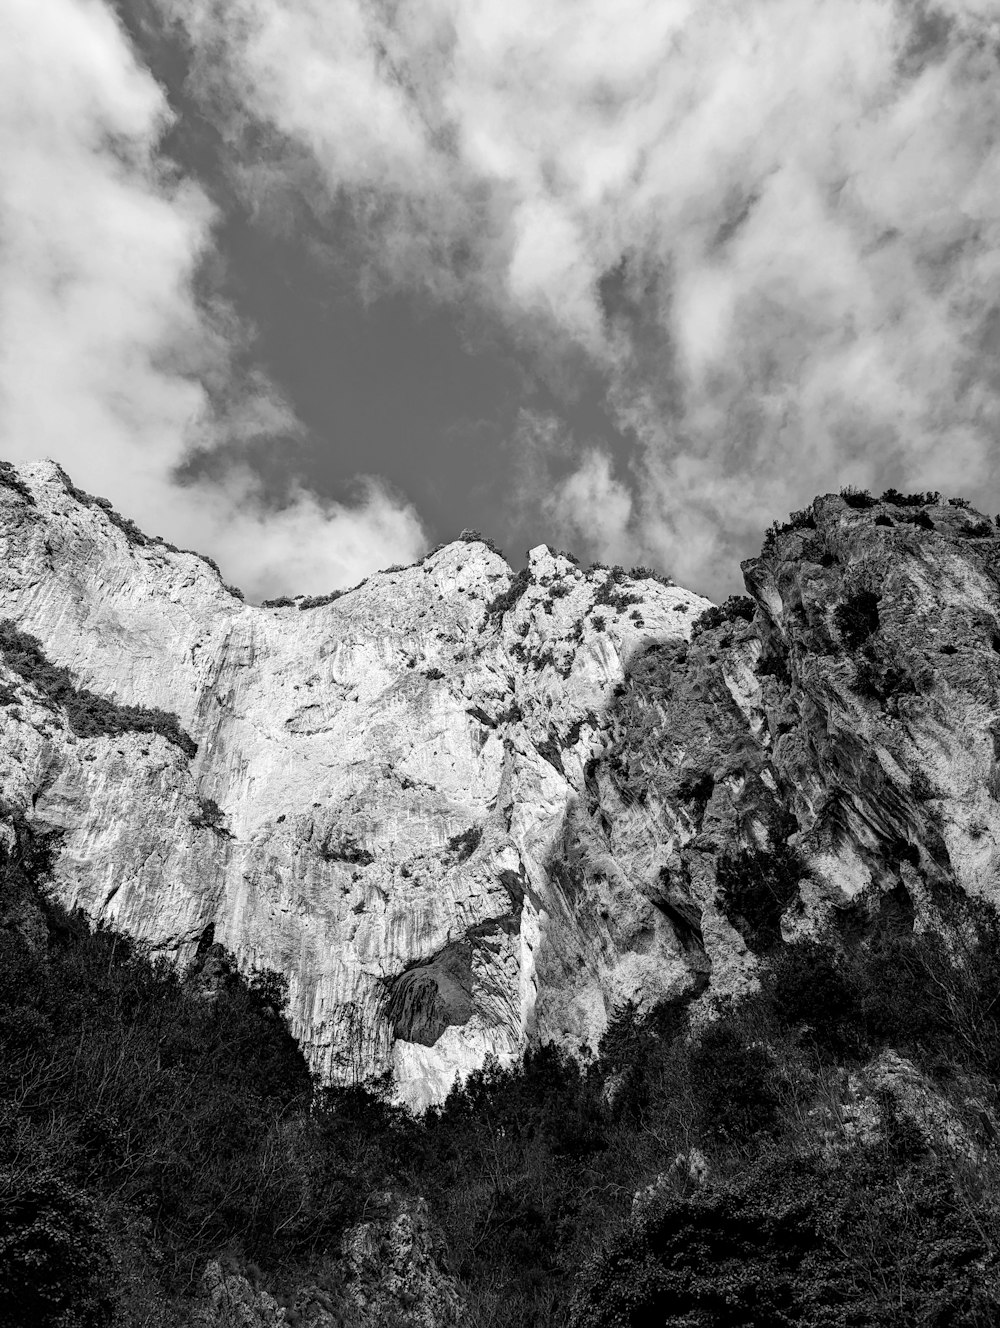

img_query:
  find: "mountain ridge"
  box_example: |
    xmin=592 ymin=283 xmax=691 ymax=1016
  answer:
xmin=5 ymin=461 xmax=1000 ymax=1324
xmin=2 ymin=460 xmax=1000 ymax=1110
xmin=0 ymin=459 xmax=711 ymax=1109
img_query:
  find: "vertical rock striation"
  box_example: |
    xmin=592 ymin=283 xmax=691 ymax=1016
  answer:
xmin=0 ymin=462 xmax=708 ymax=1107
xmin=1 ymin=464 xmax=998 ymax=1107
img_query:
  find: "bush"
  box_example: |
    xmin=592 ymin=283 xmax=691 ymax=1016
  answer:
xmin=5 ymin=800 xmax=1000 ymax=1326
xmin=0 ymin=1172 xmax=117 ymax=1328
xmin=298 ymin=589 xmax=346 ymax=610
xmin=629 ymin=565 xmax=673 ymax=586
xmin=960 ymin=520 xmax=994 ymax=539
xmin=572 ymin=1156 xmax=838 ymax=1328
xmin=189 ymin=796 xmax=230 ymax=836
xmin=833 ymin=589 xmax=880 ymax=649
xmin=0 ymin=620 xmax=196 ymax=758
xmin=592 ymin=572 xmax=641 ymax=613
xmin=318 ymin=833 xmax=374 ymax=866
xmin=0 ymin=462 xmax=34 ymax=505
xmin=0 ymin=819 xmax=331 ymax=1311
xmin=840 ymin=485 xmax=876 ymax=508
xmin=766 ymin=941 xmax=863 ymax=1062
xmin=716 ymin=843 xmax=806 ymax=950
xmin=688 ymin=1023 xmax=780 ymax=1144
xmin=597 ymin=994 xmax=697 ymax=1122
xmin=458 ymin=529 xmax=504 ymax=557
xmin=420 ymin=1044 xmax=611 ymax=1321
xmin=571 ymin=1132 xmax=1000 ymax=1328
xmin=691 ymin=595 xmax=756 ymax=638
xmin=763 ymin=901 xmax=1000 ymax=1079
xmin=484 ymin=568 xmax=531 ymax=624
xmin=444 ymin=826 xmax=482 ymax=864
xmin=762 ymin=508 xmax=818 ymax=553
xmin=880 ymin=488 xmax=940 ymax=507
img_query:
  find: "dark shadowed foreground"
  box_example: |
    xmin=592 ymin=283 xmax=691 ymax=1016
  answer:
xmin=3 ymin=809 xmax=1000 ymax=1326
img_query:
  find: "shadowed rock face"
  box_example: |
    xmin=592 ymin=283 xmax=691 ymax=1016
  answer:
xmin=1 ymin=464 xmax=998 ymax=1108
xmin=386 ymin=941 xmax=476 ymax=1047
xmin=583 ymin=494 xmax=1000 ymax=993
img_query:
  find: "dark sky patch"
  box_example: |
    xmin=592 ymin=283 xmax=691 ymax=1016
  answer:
xmin=895 ymin=2 xmax=954 ymax=80
xmin=110 ymin=0 xmax=632 ymax=561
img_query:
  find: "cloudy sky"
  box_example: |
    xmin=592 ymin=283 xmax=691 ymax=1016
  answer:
xmin=3 ymin=0 xmax=999 ymax=600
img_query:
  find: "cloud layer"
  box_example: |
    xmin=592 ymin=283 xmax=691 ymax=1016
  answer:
xmin=0 ymin=0 xmax=426 ymax=599
xmin=165 ymin=0 xmax=1000 ymax=592
xmin=4 ymin=1 xmax=1000 ymax=597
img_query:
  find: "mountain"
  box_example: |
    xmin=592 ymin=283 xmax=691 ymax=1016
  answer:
xmin=0 ymin=459 xmax=712 ymax=1109
xmin=1 ymin=464 xmax=999 ymax=1110
xmin=3 ymin=462 xmax=1000 ymax=1324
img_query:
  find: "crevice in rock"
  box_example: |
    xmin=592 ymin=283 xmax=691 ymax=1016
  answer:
xmin=652 ymin=867 xmax=705 ymax=954
xmin=385 ymin=940 xmax=475 ymax=1047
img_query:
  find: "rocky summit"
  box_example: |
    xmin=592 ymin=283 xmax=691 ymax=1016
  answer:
xmin=2 ymin=461 xmax=1000 ymax=1114
xmin=0 ymin=460 xmax=709 ymax=1110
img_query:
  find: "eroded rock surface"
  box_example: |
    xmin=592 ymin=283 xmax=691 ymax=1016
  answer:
xmin=0 ymin=462 xmax=708 ymax=1107
xmin=191 ymin=1195 xmax=463 ymax=1328
xmin=2 ymin=466 xmax=1000 ymax=1106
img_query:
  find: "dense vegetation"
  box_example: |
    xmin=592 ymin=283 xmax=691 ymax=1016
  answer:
xmin=3 ymin=810 xmax=999 ymax=1327
xmin=691 ymin=594 xmax=757 ymax=638
xmin=484 ymin=567 xmax=532 ymax=624
xmin=0 ymin=620 xmax=196 ymax=758
xmin=833 ymin=588 xmax=881 ymax=649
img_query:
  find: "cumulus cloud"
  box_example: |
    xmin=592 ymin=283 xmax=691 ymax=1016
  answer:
xmin=163 ymin=0 xmax=1000 ymax=593
xmin=0 ymin=0 xmax=426 ymax=600
xmin=508 ymin=409 xmax=633 ymax=562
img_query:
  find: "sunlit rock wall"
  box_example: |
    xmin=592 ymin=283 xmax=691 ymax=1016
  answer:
xmin=0 ymin=461 xmax=708 ymax=1108
xmin=4 ymin=463 xmax=998 ymax=1108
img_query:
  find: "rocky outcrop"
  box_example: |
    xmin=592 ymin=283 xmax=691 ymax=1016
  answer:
xmin=2 ymin=465 xmax=999 ymax=1107
xmin=582 ymin=492 xmax=1000 ymax=991
xmin=191 ymin=1195 xmax=463 ymax=1327
xmin=0 ymin=462 xmax=709 ymax=1108
xmin=338 ymin=1195 xmax=464 ymax=1327
xmin=192 ymin=1261 xmax=286 ymax=1328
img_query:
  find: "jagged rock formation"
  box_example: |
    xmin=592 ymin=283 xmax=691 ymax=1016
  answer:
xmin=0 ymin=461 xmax=708 ymax=1108
xmin=2 ymin=463 xmax=999 ymax=1107
xmin=655 ymin=491 xmax=1000 ymax=949
xmin=191 ymin=1195 xmax=462 ymax=1327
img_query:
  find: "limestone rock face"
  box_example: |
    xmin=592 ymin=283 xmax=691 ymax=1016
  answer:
xmin=339 ymin=1194 xmax=464 ymax=1327
xmin=3 ymin=465 xmax=1000 ymax=1108
xmin=191 ymin=1195 xmax=464 ymax=1328
xmin=0 ymin=462 xmax=708 ymax=1108
xmin=583 ymin=494 xmax=1000 ymax=988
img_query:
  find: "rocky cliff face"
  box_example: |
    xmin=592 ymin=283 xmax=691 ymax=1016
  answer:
xmin=1 ymin=463 xmax=997 ymax=1108
xmin=0 ymin=461 xmax=709 ymax=1108
xmin=584 ymin=491 xmax=1000 ymax=990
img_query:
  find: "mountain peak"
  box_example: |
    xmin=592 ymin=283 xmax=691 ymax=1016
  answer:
xmin=1 ymin=461 xmax=997 ymax=1109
